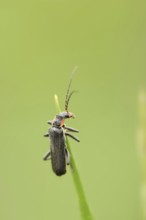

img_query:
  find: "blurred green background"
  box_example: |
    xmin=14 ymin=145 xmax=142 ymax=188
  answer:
xmin=0 ymin=0 xmax=146 ymax=220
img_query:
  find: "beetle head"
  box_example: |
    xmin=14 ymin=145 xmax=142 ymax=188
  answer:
xmin=59 ymin=111 xmax=75 ymax=119
xmin=53 ymin=112 xmax=74 ymax=128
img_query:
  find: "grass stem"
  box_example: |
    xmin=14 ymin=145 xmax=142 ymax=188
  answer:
xmin=54 ymin=94 xmax=94 ymax=220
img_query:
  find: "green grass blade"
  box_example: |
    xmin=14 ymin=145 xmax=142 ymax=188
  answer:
xmin=54 ymin=94 xmax=94 ymax=220
xmin=66 ymin=138 xmax=94 ymax=220
xmin=54 ymin=94 xmax=61 ymax=113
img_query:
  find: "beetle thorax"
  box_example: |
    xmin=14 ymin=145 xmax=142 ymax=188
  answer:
xmin=52 ymin=115 xmax=64 ymax=128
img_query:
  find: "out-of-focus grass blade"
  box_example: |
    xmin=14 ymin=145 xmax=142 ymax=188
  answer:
xmin=54 ymin=94 xmax=61 ymax=113
xmin=138 ymin=90 xmax=146 ymax=219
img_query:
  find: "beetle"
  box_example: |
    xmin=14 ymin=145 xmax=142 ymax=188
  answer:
xmin=43 ymin=67 xmax=80 ymax=176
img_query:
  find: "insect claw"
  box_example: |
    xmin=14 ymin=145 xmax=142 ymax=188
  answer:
xmin=44 ymin=133 xmax=49 ymax=137
xmin=43 ymin=151 xmax=51 ymax=160
xmin=47 ymin=120 xmax=52 ymax=125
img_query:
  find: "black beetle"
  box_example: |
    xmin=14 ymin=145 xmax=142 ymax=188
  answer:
xmin=43 ymin=67 xmax=80 ymax=176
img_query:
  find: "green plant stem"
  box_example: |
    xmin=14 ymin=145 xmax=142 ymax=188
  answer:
xmin=66 ymin=138 xmax=94 ymax=220
xmin=54 ymin=94 xmax=94 ymax=220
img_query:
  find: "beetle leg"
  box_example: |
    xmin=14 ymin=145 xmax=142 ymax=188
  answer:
xmin=65 ymin=132 xmax=80 ymax=142
xmin=43 ymin=151 xmax=51 ymax=160
xmin=63 ymin=125 xmax=79 ymax=133
xmin=44 ymin=133 xmax=49 ymax=137
xmin=47 ymin=120 xmax=52 ymax=125
xmin=65 ymin=148 xmax=70 ymax=165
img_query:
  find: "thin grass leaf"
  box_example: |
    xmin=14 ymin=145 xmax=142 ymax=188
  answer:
xmin=54 ymin=94 xmax=61 ymax=113
xmin=138 ymin=90 xmax=146 ymax=219
xmin=66 ymin=138 xmax=94 ymax=220
xmin=54 ymin=94 xmax=94 ymax=220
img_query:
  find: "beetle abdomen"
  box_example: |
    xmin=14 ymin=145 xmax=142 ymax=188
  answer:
xmin=51 ymin=146 xmax=66 ymax=176
xmin=53 ymin=166 xmax=66 ymax=176
xmin=49 ymin=127 xmax=66 ymax=176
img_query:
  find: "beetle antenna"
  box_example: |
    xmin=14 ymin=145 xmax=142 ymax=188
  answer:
xmin=65 ymin=66 xmax=78 ymax=111
xmin=65 ymin=90 xmax=78 ymax=111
